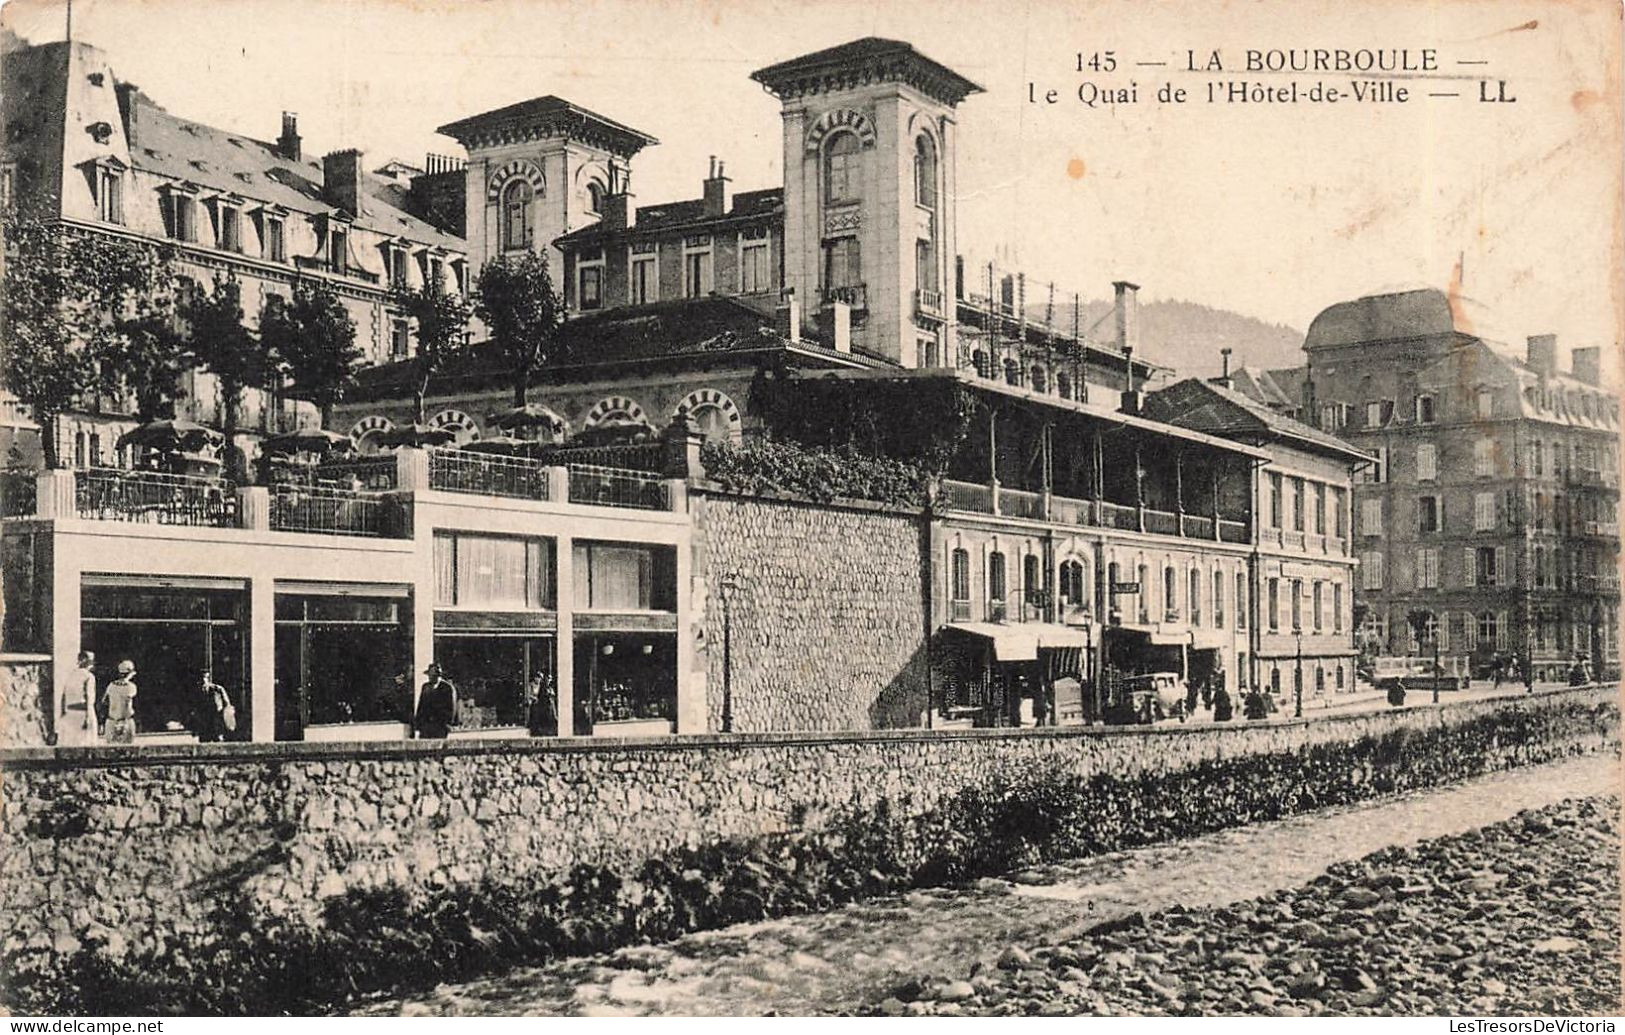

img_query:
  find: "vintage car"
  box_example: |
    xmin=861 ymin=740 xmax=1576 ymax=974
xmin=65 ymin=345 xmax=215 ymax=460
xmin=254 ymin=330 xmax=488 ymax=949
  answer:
xmin=1370 ymin=655 xmax=1470 ymax=693
xmin=1104 ymin=672 xmax=1187 ymax=725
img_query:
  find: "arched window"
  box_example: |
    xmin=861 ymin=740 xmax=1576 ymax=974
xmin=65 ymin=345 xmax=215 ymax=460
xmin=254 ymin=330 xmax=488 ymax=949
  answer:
xmin=1189 ymin=568 xmax=1202 ymax=626
xmin=988 ymin=552 xmax=1007 ymax=619
xmin=1137 ymin=564 xmax=1149 ymax=621
xmin=824 ymin=132 xmax=862 ymax=205
xmin=1022 ymin=554 xmax=1040 ymax=606
xmin=972 ymin=350 xmax=990 ymax=378
xmin=1031 ymin=366 xmax=1048 ymax=393
xmin=502 ymin=179 xmax=532 ymax=251
xmin=1214 ymin=570 xmax=1225 ymax=627
xmin=586 ymin=181 xmax=605 ymax=215
xmin=1107 ymin=561 xmax=1120 ymax=613
xmin=1056 ymin=373 xmax=1072 ymax=401
xmin=913 ymin=134 xmax=937 ymax=209
xmin=1060 ymin=559 xmax=1088 ymax=610
xmin=1004 ymin=358 xmax=1022 ymax=386
xmin=1163 ymin=565 xmax=1177 ymax=618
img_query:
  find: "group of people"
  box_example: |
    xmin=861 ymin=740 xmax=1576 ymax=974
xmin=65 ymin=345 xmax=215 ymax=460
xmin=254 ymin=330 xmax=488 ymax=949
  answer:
xmin=410 ymin=663 xmax=559 ymax=739
xmin=59 ymin=652 xmax=235 ymax=746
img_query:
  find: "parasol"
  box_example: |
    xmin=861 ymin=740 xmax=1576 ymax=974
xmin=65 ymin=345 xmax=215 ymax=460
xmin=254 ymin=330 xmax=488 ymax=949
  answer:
xmin=116 ymin=418 xmax=222 ymax=453
xmin=373 ymin=423 xmax=458 ymax=448
xmin=260 ymin=428 xmax=355 ymax=457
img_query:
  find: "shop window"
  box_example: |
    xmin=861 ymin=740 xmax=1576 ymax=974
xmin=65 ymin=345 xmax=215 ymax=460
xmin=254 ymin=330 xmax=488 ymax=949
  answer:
xmin=435 ymin=635 xmax=556 ymax=734
xmin=434 ymin=533 xmax=554 ymax=610
xmin=82 ymin=579 xmax=247 ymax=738
xmin=274 ymin=589 xmax=412 ymax=736
xmin=575 ymin=634 xmax=677 ymax=735
xmin=572 ymin=541 xmax=676 ymax=612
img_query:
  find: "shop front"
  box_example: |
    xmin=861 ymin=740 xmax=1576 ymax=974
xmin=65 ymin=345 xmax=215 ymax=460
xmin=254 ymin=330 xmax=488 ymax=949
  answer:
xmin=79 ymin=575 xmax=247 ymax=742
xmin=573 ymin=627 xmax=678 ymax=736
xmin=939 ymin=623 xmax=1089 ymax=727
xmin=273 ymin=582 xmax=413 ymax=741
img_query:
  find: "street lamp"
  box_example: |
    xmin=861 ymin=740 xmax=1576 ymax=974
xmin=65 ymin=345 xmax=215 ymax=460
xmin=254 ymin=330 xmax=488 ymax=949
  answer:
xmin=1293 ymin=620 xmax=1304 ymax=718
xmin=719 ymin=573 xmax=740 ymax=733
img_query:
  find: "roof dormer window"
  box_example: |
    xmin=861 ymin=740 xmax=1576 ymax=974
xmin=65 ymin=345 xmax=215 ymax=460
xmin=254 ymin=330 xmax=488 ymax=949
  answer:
xmin=92 ymin=160 xmax=124 ymax=225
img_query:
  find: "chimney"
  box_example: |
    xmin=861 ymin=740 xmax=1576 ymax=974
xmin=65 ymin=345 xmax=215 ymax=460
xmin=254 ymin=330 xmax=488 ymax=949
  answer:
xmin=954 ymin=255 xmax=965 ymax=300
xmin=601 ymin=191 xmax=634 ymax=230
xmin=1212 ymin=347 xmax=1234 ymax=389
xmin=819 ymin=301 xmax=851 ymax=354
xmin=277 ymin=112 xmax=301 ymax=163
xmin=1116 ymin=280 xmax=1142 ymax=414
xmin=1526 ymin=334 xmax=1558 ymax=377
xmin=775 ymin=291 xmax=802 ymax=345
xmin=702 ymin=156 xmax=730 ymax=218
xmin=323 ymin=149 xmax=364 ymax=216
xmin=1572 ymin=346 xmax=1601 ymax=386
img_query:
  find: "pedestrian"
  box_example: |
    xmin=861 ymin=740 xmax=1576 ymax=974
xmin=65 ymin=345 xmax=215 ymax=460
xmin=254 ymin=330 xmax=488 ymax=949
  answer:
xmin=57 ymin=651 xmax=100 ymax=746
xmin=414 ymin=662 xmax=458 ymax=739
xmin=1492 ymin=655 xmax=1504 ymax=689
xmin=104 ymin=660 xmax=138 ymax=744
xmin=1212 ymin=683 xmax=1233 ymax=722
xmin=194 ymin=669 xmax=234 ymax=742
xmin=1243 ymin=687 xmax=1270 ymax=721
xmin=526 ymin=672 xmax=556 ymax=737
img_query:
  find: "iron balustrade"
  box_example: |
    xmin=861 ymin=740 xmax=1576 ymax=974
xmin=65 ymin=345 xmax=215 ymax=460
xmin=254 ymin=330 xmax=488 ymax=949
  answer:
xmin=998 ymin=487 xmax=1045 ymax=520
xmin=940 ymin=479 xmax=994 ymax=513
xmin=429 ymin=450 xmax=550 ymax=501
xmin=74 ymin=468 xmax=237 ymax=527
xmin=567 ymin=464 xmax=671 ymax=510
xmin=1219 ymin=519 xmax=1250 ymax=544
xmin=313 ymin=455 xmax=399 ymax=491
xmin=1180 ymin=514 xmax=1215 ymax=539
xmin=1143 ymin=508 xmax=1179 ymax=536
xmin=270 ymin=484 xmax=402 ymax=538
xmin=819 ymin=284 xmax=867 ymax=309
xmin=1 ymin=470 xmax=37 ymax=518
xmin=1101 ymin=501 xmax=1139 ymax=530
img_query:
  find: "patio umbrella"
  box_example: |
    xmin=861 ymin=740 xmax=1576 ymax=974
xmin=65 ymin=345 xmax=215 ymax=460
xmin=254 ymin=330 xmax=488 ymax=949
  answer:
xmin=373 ymin=423 xmax=457 ymax=448
xmin=116 ymin=418 xmax=222 ymax=453
xmin=259 ymin=428 xmax=355 ymax=457
xmin=572 ymin=416 xmax=658 ymax=447
xmin=459 ymin=435 xmax=532 ymax=456
xmin=487 ymin=404 xmax=565 ymax=437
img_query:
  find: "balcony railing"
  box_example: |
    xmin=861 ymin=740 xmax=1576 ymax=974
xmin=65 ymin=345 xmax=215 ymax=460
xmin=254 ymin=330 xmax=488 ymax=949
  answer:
xmin=1283 ymin=530 xmax=1306 ymax=549
xmin=270 ymin=484 xmax=403 ymax=538
xmin=313 ymin=455 xmax=399 ymax=491
xmin=820 ymin=284 xmax=867 ymax=309
xmin=429 ymin=450 xmax=549 ymax=501
xmin=1 ymin=470 xmax=37 ymax=518
xmin=74 ymin=468 xmax=236 ymax=527
xmin=1180 ymin=514 xmax=1214 ymax=539
xmin=1101 ymin=501 xmax=1139 ymax=530
xmin=988 ymin=598 xmax=1009 ymax=623
xmin=915 ymin=288 xmax=944 ymax=318
xmin=998 ymin=487 xmax=1045 ymax=520
xmin=940 ymin=479 xmax=994 ymax=513
xmin=1143 ymin=509 xmax=1179 ymax=536
xmin=950 ymin=599 xmax=973 ymax=622
xmin=1219 ymin=519 xmax=1249 ymax=544
xmin=568 ymin=464 xmax=671 ymax=510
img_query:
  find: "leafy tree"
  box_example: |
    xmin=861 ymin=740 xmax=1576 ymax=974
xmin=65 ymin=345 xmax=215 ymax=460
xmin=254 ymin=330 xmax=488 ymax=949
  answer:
xmin=184 ymin=274 xmax=269 ymax=481
xmin=390 ymin=281 xmax=470 ymax=424
xmin=472 ymin=251 xmax=566 ymax=408
xmin=1 ymin=199 xmax=185 ymax=465
xmin=259 ymin=278 xmax=361 ymax=427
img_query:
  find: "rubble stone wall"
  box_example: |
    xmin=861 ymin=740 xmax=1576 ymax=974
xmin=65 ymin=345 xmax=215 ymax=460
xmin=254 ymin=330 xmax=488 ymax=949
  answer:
xmin=1 ymin=685 xmax=1613 ymax=994
xmin=689 ymin=488 xmax=931 ymax=731
xmin=0 ymin=657 xmax=50 ymax=749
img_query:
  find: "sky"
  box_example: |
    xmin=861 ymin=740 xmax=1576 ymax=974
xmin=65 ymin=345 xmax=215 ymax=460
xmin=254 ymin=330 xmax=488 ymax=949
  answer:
xmin=4 ymin=0 xmax=1620 ymax=382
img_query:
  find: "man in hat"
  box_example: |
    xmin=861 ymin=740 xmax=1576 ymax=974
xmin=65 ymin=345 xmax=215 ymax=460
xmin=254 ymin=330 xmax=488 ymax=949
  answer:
xmin=414 ymin=662 xmax=458 ymax=739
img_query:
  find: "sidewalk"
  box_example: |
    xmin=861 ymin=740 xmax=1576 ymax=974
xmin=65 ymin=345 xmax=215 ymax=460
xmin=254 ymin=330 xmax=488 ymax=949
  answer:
xmin=1171 ymin=678 xmax=1605 ymax=725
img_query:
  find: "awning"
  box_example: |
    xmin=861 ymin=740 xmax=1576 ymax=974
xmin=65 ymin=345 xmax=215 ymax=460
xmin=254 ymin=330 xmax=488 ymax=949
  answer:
xmin=1190 ymin=629 xmax=1229 ymax=650
xmin=944 ymin=622 xmax=1040 ymax=662
xmin=1105 ymin=623 xmax=1191 ymax=646
xmin=1037 ymin=627 xmax=1092 ymax=650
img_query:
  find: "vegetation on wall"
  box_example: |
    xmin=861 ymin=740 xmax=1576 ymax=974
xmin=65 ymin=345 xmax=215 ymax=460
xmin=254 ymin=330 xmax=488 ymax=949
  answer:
xmin=700 ymin=439 xmax=932 ymax=507
xmin=2 ymin=694 xmax=1613 ymax=1016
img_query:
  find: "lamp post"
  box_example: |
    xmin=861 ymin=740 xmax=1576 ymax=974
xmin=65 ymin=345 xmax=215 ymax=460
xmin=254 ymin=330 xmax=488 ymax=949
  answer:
xmin=1293 ymin=620 xmax=1303 ymax=718
xmin=1431 ymin=620 xmax=1441 ymax=705
xmin=719 ymin=573 xmax=739 ymax=733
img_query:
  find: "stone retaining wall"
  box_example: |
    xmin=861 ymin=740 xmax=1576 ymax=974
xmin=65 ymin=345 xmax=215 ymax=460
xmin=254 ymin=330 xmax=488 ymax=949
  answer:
xmin=689 ymin=488 xmax=930 ymax=731
xmin=0 ymin=657 xmax=50 ymax=749
xmin=0 ymin=686 xmax=1615 ymax=1013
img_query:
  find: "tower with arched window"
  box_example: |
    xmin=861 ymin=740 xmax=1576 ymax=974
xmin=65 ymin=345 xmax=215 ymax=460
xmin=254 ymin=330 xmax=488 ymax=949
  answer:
xmin=436 ymin=96 xmax=658 ymax=273
xmin=751 ymin=39 xmax=981 ymax=368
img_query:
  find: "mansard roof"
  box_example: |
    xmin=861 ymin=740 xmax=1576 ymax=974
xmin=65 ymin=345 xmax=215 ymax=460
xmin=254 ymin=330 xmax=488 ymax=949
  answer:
xmin=555 ymin=188 xmax=783 ymax=249
xmin=750 ymin=37 xmax=983 ymax=106
xmin=117 ymin=88 xmax=465 ymax=251
xmin=436 ymin=95 xmax=657 ymax=157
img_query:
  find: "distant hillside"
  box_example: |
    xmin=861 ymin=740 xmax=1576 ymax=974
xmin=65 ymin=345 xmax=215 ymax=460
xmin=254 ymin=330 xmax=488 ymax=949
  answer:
xmin=1025 ymin=298 xmax=1305 ymax=380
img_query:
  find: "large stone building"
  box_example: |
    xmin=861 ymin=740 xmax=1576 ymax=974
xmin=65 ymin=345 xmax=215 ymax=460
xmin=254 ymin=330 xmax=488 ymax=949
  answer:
xmin=1256 ymin=289 xmax=1620 ymax=681
xmin=0 ymin=40 xmax=470 ymax=466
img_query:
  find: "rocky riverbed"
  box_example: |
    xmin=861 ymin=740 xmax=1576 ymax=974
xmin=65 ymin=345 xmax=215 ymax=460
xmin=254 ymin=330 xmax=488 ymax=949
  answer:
xmin=868 ymin=795 xmax=1620 ymax=1017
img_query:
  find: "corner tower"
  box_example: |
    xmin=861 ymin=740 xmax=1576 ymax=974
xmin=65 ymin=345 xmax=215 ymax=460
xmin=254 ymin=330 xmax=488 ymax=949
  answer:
xmin=752 ymin=38 xmax=981 ymax=366
xmin=437 ymin=97 xmax=657 ymax=273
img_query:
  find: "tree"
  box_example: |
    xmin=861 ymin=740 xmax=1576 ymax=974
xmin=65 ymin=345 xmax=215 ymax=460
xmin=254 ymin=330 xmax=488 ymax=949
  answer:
xmin=184 ymin=274 xmax=269 ymax=481
xmin=1 ymin=199 xmax=185 ymax=465
xmin=472 ymin=251 xmax=566 ymax=408
xmin=260 ymin=278 xmax=361 ymax=427
xmin=390 ymin=281 xmax=470 ymax=424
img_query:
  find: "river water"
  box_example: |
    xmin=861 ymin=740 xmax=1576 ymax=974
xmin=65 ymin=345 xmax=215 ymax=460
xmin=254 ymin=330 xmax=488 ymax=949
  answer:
xmin=358 ymin=753 xmax=1618 ymax=1017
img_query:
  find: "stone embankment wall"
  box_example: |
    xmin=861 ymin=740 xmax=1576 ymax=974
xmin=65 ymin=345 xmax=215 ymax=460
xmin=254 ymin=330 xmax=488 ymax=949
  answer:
xmin=0 ymin=658 xmax=50 ymax=748
xmin=689 ymin=488 xmax=930 ymax=731
xmin=0 ymin=687 xmax=1615 ymax=1014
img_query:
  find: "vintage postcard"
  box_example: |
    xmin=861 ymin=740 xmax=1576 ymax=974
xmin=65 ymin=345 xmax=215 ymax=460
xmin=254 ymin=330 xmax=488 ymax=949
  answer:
xmin=0 ymin=0 xmax=1619 ymax=1021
